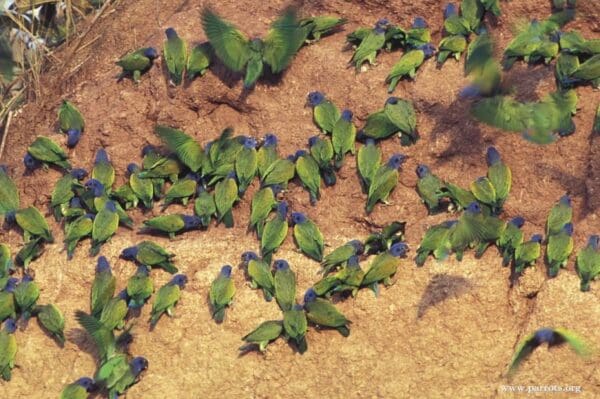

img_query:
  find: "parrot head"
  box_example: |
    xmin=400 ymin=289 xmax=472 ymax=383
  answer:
xmin=349 ymin=240 xmax=364 ymax=254
xmin=263 ymin=133 xmax=278 ymax=147
xmin=220 ymin=265 xmax=233 ymax=278
xmin=70 ymin=168 xmax=88 ymax=180
xmin=412 ymin=17 xmax=428 ymax=29
xmin=143 ymin=47 xmax=159 ymax=60
xmin=387 ymin=154 xmax=407 ymax=169
xmin=274 ymin=259 xmax=290 ymax=271
xmin=390 ymin=242 xmax=408 ymax=257
xmin=165 ymin=27 xmax=178 ymax=40
xmin=23 ymin=153 xmax=41 ymax=170
xmin=347 ymin=255 xmax=360 ymax=268
xmin=66 ymin=129 xmax=81 ymax=148
xmin=243 ymin=137 xmax=257 ymax=149
xmin=290 ymin=212 xmax=307 ymax=225
xmin=510 ymin=217 xmax=525 ymax=228
xmin=182 ymin=215 xmax=202 ymax=230
xmin=121 ymin=246 xmax=139 ymax=260
xmin=127 ymin=163 xmax=140 ymax=176
xmin=94 ymin=149 xmax=109 ymax=165
xmin=96 ymin=256 xmax=112 ymax=273
xmin=416 ymin=164 xmax=430 ymax=178
xmin=130 ymin=357 xmax=149 ymax=376
xmin=341 ymin=109 xmax=353 ymax=122
xmin=466 ymin=202 xmax=482 ymax=214
xmin=142 ymin=144 xmax=157 ymax=156
xmin=276 ymin=201 xmax=288 ymax=219
xmin=241 ymin=251 xmax=259 ymax=263
xmin=307 ymin=91 xmax=325 ymax=107
xmin=3 ymin=318 xmax=17 ymax=334
xmin=303 ymin=288 xmax=318 ymax=304
xmin=171 ymin=274 xmax=188 ymax=288
xmin=444 ymin=3 xmax=457 ymax=20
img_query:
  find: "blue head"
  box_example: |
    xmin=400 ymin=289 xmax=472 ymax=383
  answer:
xmin=308 ymin=135 xmax=319 ymax=148
xmin=241 ymin=251 xmax=259 ymax=263
xmin=243 ymin=137 xmax=257 ymax=149
xmin=294 ymin=150 xmax=307 ymax=160
xmin=130 ymin=357 xmax=148 ymax=376
xmin=459 ymin=85 xmax=482 ymax=99
xmin=442 ymin=220 xmax=458 ymax=228
xmin=3 ymin=277 xmax=18 ymax=293
xmin=96 ymin=256 xmax=111 ymax=273
xmin=386 ymin=97 xmax=399 ymax=105
xmin=4 ymin=210 xmax=15 ymax=225
xmin=84 ymin=213 xmax=95 ymax=220
xmin=142 ymin=144 xmax=156 ymax=156
xmin=531 ymin=234 xmax=543 ymax=243
xmin=0 ymin=164 xmax=7 ymax=174
xmin=416 ymin=164 xmax=430 ymax=178
xmin=486 ymin=146 xmax=501 ymax=166
xmin=347 ymin=255 xmax=360 ymax=268
xmin=117 ymin=289 xmax=129 ymax=300
xmin=182 ymin=215 xmax=202 ymax=230
xmin=290 ymin=212 xmax=307 ymax=225
xmin=270 ymin=184 xmax=283 ymax=196
xmin=374 ymin=18 xmax=389 ymax=33
xmin=70 ymin=168 xmax=88 ymax=180
xmin=66 ymin=129 xmax=81 ymax=148
xmin=70 ymin=197 xmax=82 ymax=208
xmin=104 ymin=201 xmax=117 ymax=213
xmin=170 ymin=274 xmax=188 ymax=288
xmin=24 ymin=153 xmax=41 ymax=170
xmin=277 ymin=201 xmax=288 ymax=219
xmin=419 ymin=43 xmax=436 ymax=58
xmin=588 ymin=235 xmax=599 ymax=250
xmin=466 ymin=202 xmax=482 ymax=214
xmin=303 ymin=288 xmax=317 ymax=304
xmin=95 ymin=149 xmax=109 ymax=165
xmin=136 ymin=265 xmax=150 ymax=275
xmin=263 ymin=133 xmax=277 ymax=147
xmin=22 ymin=274 xmax=34 ymax=283
xmin=549 ymin=31 xmax=562 ymax=43
xmin=84 ymin=179 xmax=105 ymax=197
xmin=165 ymin=27 xmax=178 ymax=40
xmin=307 ymin=91 xmax=325 ymax=107
xmin=562 ymin=223 xmax=574 ymax=236
xmin=376 ymin=18 xmax=389 ymax=27
xmin=74 ymin=377 xmax=95 ymax=392
xmin=349 ymin=239 xmax=364 ymax=254
xmin=121 ymin=246 xmax=139 ymax=260
xmin=3 ymin=318 xmax=16 ymax=334
xmin=444 ymin=3 xmax=457 ymax=19
xmin=220 ymin=265 xmax=232 ymax=278
xmin=274 ymin=259 xmax=290 ymax=271
xmin=387 ymin=154 xmax=407 ymax=169
xmin=365 ymin=138 xmax=375 ymax=146
xmin=390 ymin=242 xmax=408 ymax=257
xmin=534 ymin=328 xmax=555 ymax=344
xmin=510 ymin=217 xmax=525 ymax=228
xmin=559 ymin=195 xmax=571 ymax=207
xmin=127 ymin=163 xmax=140 ymax=175
xmin=144 ymin=47 xmax=159 ymax=59
xmin=412 ymin=17 xmax=427 ymax=29
xmin=185 ymin=172 xmax=200 ymax=182
xmin=341 ymin=109 xmax=353 ymax=122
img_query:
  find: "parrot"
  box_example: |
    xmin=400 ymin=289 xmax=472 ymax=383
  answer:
xmin=559 ymin=31 xmax=600 ymax=56
xmin=241 ymin=251 xmax=275 ymax=301
xmin=97 ymin=289 xmax=129 ymax=331
xmin=330 ymin=255 xmax=365 ymax=297
xmin=308 ymin=135 xmax=336 ymax=186
xmin=294 ymin=150 xmax=321 ymax=205
xmin=274 ymin=259 xmax=296 ymax=312
xmin=470 ymin=176 xmax=497 ymax=210
xmin=155 ymin=125 xmax=203 ymax=173
xmin=186 ymin=43 xmax=212 ymax=80
xmin=127 ymin=163 xmax=153 ymax=209
xmin=90 ymin=201 xmax=119 ymax=256
xmin=386 ymin=44 xmax=435 ymax=92
xmin=439 ymin=182 xmax=476 ymax=211
xmin=363 ymin=221 xmax=406 ymax=255
xmin=257 ymin=134 xmax=279 ymax=179
xmin=161 ymin=174 xmax=198 ymax=210
xmin=75 ymin=310 xmax=118 ymax=361
xmin=235 ymin=137 xmax=258 ymax=195
xmin=209 ymin=265 xmax=235 ymax=322
xmin=121 ymin=241 xmax=178 ymax=274
xmin=0 ymin=244 xmax=12 ymax=284
xmin=416 ymin=164 xmax=445 ymax=213
xmin=15 ymin=238 xmax=44 ymax=268
xmin=503 ymin=19 xmax=561 ymax=69
xmin=546 ymin=195 xmax=572 ymax=237
xmin=63 ymin=197 xmax=86 ymax=221
xmin=283 ymin=304 xmax=308 ymax=353
xmin=366 ymin=154 xmax=406 ymax=214
xmin=91 ymin=149 xmax=115 ymax=193
xmin=321 ymin=240 xmax=364 ymax=276
xmin=201 ymin=7 xmax=305 ymax=88
xmin=415 ymin=220 xmax=457 ymax=266
xmin=357 ymin=139 xmax=382 ymax=191
xmin=59 ymin=377 xmax=96 ymax=399
xmin=485 ymin=146 xmax=511 ymax=212
xmin=260 ymin=157 xmax=295 ymax=189
xmin=437 ymin=35 xmax=467 ymax=65
xmin=299 ymin=15 xmax=347 ymax=42
xmin=303 ymin=288 xmax=350 ymax=336
xmin=362 ymin=242 xmax=408 ymax=295
xmin=497 ymin=217 xmax=525 ymax=267
xmin=442 ymin=3 xmax=471 ymax=36
xmin=291 ymin=212 xmax=324 ymax=261
xmin=514 ymin=234 xmax=543 ymax=274
xmin=76 ymin=178 xmax=105 ymax=211
xmin=51 ymin=168 xmax=87 ymax=221
xmin=249 ymin=186 xmax=278 ymax=238
xmin=460 ymin=0 xmax=484 ymax=32
xmin=194 ymin=186 xmax=216 ymax=228
xmin=349 ymin=19 xmax=389 ymax=70
xmin=260 ymin=201 xmax=289 ymax=263
xmin=307 ymin=91 xmax=340 ymax=135
xmin=555 ymin=53 xmax=580 ymax=89
xmin=163 ymin=28 xmax=187 ymax=85
xmin=0 ymin=165 xmax=19 ymax=219
xmin=0 ymin=278 xmax=17 ymax=322
xmin=58 ymin=100 xmax=84 ymax=147
xmin=576 ymin=235 xmax=600 ymax=292
xmin=143 ymin=214 xmax=202 ymax=239
xmin=138 ymin=152 xmax=182 ymax=183
xmin=240 ymin=320 xmax=283 ymax=352
xmin=150 ymin=274 xmax=187 ymax=326
xmin=546 ymin=223 xmax=574 ymax=277
xmin=26 ymin=136 xmax=71 ymax=170
xmin=93 ymin=188 xmax=135 ymax=229
xmin=567 ymin=54 xmax=600 ymax=87
xmin=508 ymin=327 xmax=590 ymax=377
xmin=15 ymin=206 xmax=53 ymax=243
xmin=63 ymin=214 xmax=94 ymax=260
xmin=96 ymin=355 xmax=148 ymax=399
xmin=405 ymin=17 xmax=431 ymax=49
xmin=14 ymin=275 xmax=40 ymax=320
xmin=0 ymin=318 xmax=17 ymax=381
xmin=214 ymin=173 xmax=238 ymax=228
xmin=384 ymin=97 xmax=419 ymax=145
xmin=331 ymin=109 xmax=356 ymax=168
xmin=91 ymin=256 xmax=116 ymax=318
xmin=32 ymin=303 xmax=64 ymax=345
xmin=127 ymin=265 xmax=154 ymax=309
xmin=448 ymin=202 xmax=504 ymax=261
xmin=116 ymin=47 xmax=159 ymax=83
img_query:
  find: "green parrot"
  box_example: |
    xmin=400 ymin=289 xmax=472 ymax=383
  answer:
xmin=503 ymin=20 xmax=558 ymax=69
xmin=366 ymin=154 xmax=406 ymax=214
xmin=91 ymin=256 xmax=116 ymax=318
xmin=249 ymin=186 xmax=278 ymax=238
xmin=75 ymin=311 xmax=117 ymax=361
xmin=138 ymin=154 xmax=182 ymax=182
xmin=283 ymin=304 xmax=308 ymax=353
xmin=99 ymin=290 xmax=128 ymax=331
xmin=303 ymin=288 xmax=350 ymax=336
xmin=405 ymin=18 xmax=431 ymax=49
xmin=321 ymin=240 xmax=364 ymax=276
xmin=460 ymin=0 xmax=484 ymax=32
xmin=194 ymin=186 xmax=216 ymax=228
xmin=384 ymin=97 xmax=419 ymax=145
xmin=16 ymin=206 xmax=53 ymax=243
xmin=187 ymin=43 xmax=212 ymax=80
xmin=150 ymin=274 xmax=187 ymax=326
xmin=240 ymin=320 xmax=282 ymax=352
xmin=386 ymin=45 xmax=434 ymax=92
xmin=313 ymin=275 xmax=340 ymax=297
xmin=291 ymin=212 xmax=324 ymax=261
xmin=362 ymin=242 xmax=407 ymax=295
xmin=0 ymin=318 xmax=17 ymax=381
xmin=508 ymin=327 xmax=590 ymax=377
xmin=51 ymin=169 xmax=85 ymax=221
xmin=357 ymin=139 xmax=382 ymax=191
xmin=161 ymin=174 xmax=198 ymax=210
xmin=415 ymin=164 xmax=445 ymax=213
xmin=308 ymin=135 xmax=336 ymax=187
xmin=116 ymin=47 xmax=158 ymax=82
xmin=142 ymin=214 xmax=202 ymax=239
xmin=164 ymin=28 xmax=187 ymax=85
xmin=331 ymin=109 xmax=356 ymax=168
xmin=14 ymin=275 xmax=40 ymax=319
xmin=96 ymin=355 xmax=148 ymax=399
xmin=569 ymin=53 xmax=600 ymax=87
xmin=448 ymin=202 xmax=504 ymax=261
xmin=127 ymin=266 xmax=154 ymax=308
xmin=438 ymin=35 xmax=467 ymax=64
xmin=121 ymin=241 xmax=178 ymax=274
xmin=241 ymin=252 xmax=275 ymax=301
xmin=260 ymin=201 xmax=289 ymax=263
xmin=210 ymin=265 xmax=235 ymax=322
xmin=202 ymin=7 xmax=305 ymax=88
xmin=32 ymin=303 xmax=64 ymax=344
xmin=155 ymin=125 xmax=203 ymax=173
xmin=214 ymin=173 xmax=238 ymax=228
xmin=260 ymin=157 xmax=295 ymax=189
xmin=59 ymin=377 xmax=95 ymax=399
xmin=0 ymin=279 xmax=17 ymax=322
xmin=299 ymin=15 xmax=346 ymax=42
xmin=415 ymin=220 xmax=456 ymax=266
xmin=235 ymin=137 xmax=258 ymax=195
xmin=514 ymin=234 xmax=543 ymax=274
xmin=90 ymin=201 xmax=119 ymax=256
xmin=64 ymin=214 xmax=94 ymax=260
xmin=470 ymin=176 xmax=496 ymax=210
xmin=58 ymin=100 xmax=85 ymax=134
xmin=485 ymin=146 xmax=511 ymax=212
xmin=349 ymin=19 xmax=389 ymax=70
xmin=126 ymin=163 xmax=153 ymax=209
xmin=307 ymin=91 xmax=340 ymax=135
xmin=439 ymin=182 xmax=476 ymax=212
xmin=363 ymin=221 xmax=406 ymax=255
xmin=442 ymin=4 xmax=470 ymax=37
xmin=27 ymin=136 xmax=71 ymax=170
xmin=497 ymin=217 xmax=525 ymax=267
xmin=330 ymin=255 xmax=365 ymax=297
xmin=361 ymin=109 xmax=401 ymax=141
xmin=546 ymin=223 xmax=574 ymax=277
xmin=576 ymin=235 xmax=600 ymax=292
xmin=91 ymin=149 xmax=114 ymax=193
xmin=273 ymin=259 xmax=296 ymax=312
xmin=0 ymin=166 xmax=19 ymax=219
xmin=15 ymin=238 xmax=44 ymax=268
xmin=0 ymin=244 xmax=12 ymax=282
xmin=546 ymin=195 xmax=572 ymax=237
xmin=257 ymin=134 xmax=279 ymax=180
xmin=555 ymin=53 xmax=580 ymax=89
xmin=559 ymin=31 xmax=600 ymax=56
xmin=294 ymin=150 xmax=321 ymax=205
xmin=204 ymin=130 xmax=244 ymax=181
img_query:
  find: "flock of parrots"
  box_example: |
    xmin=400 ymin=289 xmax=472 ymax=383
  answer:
xmin=0 ymin=0 xmax=599 ymax=397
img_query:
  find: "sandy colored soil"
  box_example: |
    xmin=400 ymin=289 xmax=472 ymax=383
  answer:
xmin=1 ymin=0 xmax=599 ymax=398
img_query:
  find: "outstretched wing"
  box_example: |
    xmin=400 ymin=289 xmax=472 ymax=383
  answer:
xmin=201 ymin=8 xmax=251 ymax=71
xmin=554 ymin=328 xmax=592 ymax=357
xmin=155 ymin=125 xmax=203 ymax=173
xmin=75 ymin=310 xmax=115 ymax=360
xmin=507 ymin=332 xmax=537 ymax=376
xmin=263 ymin=8 xmax=304 ymax=73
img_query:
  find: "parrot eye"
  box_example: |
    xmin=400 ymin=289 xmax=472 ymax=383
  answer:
xmin=303 ymin=288 xmax=317 ymax=303
xmin=127 ymin=163 xmax=139 ymax=175
xmin=274 ymin=260 xmax=289 ymax=270
xmin=390 ymin=242 xmax=408 ymax=257
xmin=308 ymin=136 xmax=319 ymax=147
xmin=241 ymin=251 xmax=258 ymax=262
xmin=412 ymin=17 xmax=427 ymax=29
xmin=263 ymin=134 xmax=277 ymax=147
xmin=291 ymin=212 xmax=306 ymax=225
xmin=341 ymin=109 xmax=353 ymax=121
xmin=144 ymin=47 xmax=158 ymax=59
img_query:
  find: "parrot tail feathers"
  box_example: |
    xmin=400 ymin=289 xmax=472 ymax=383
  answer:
xmin=213 ymin=307 xmax=226 ymax=323
xmin=336 ymin=326 xmax=350 ymax=337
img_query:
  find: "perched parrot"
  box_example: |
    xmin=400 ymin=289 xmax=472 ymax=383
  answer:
xmin=546 ymin=195 xmax=572 ymax=237
xmin=274 ymin=259 xmax=296 ymax=312
xmin=303 ymin=288 xmax=350 ymax=336
xmin=291 ymin=212 xmax=324 ymax=261
xmin=294 ymin=151 xmax=321 ymax=205
xmin=95 ymin=355 xmax=148 ymax=399
xmin=126 ymin=163 xmax=153 ymax=209
xmin=366 ymin=154 xmax=406 ymax=214
xmin=209 ymin=265 xmax=235 ymax=322
xmin=214 ymin=173 xmax=238 ymax=228
xmin=386 ymin=44 xmax=435 ymax=92
xmin=15 ymin=238 xmax=44 ymax=268
xmin=405 ymin=17 xmax=431 ymax=49
xmin=241 ymin=251 xmax=275 ymax=301
xmin=59 ymin=377 xmax=95 ymax=399
xmin=308 ymin=135 xmax=336 ymax=186
xmin=497 ymin=217 xmax=525 ymax=267
xmin=26 ymin=136 xmax=71 ymax=170
xmin=58 ymin=100 xmax=84 ymax=147
xmin=415 ymin=220 xmax=457 ymax=266
xmin=437 ymin=35 xmax=467 ymax=65
xmin=121 ymin=241 xmax=178 ymax=274
xmin=75 ymin=310 xmax=117 ymax=361
xmin=150 ymin=274 xmax=187 ymax=326
xmin=261 ymin=201 xmax=289 ymax=263
xmin=143 ymin=214 xmax=202 ymax=239
xmin=0 ymin=318 xmax=17 ymax=381
xmin=348 ymin=19 xmax=390 ymax=70
xmin=363 ymin=221 xmax=406 ymax=255
xmin=16 ymin=206 xmax=53 ymax=243
xmin=357 ymin=139 xmax=382 ymax=191
xmin=321 ymin=240 xmax=364 ymax=275
xmin=460 ymin=0 xmax=484 ymax=32
xmin=485 ymin=146 xmax=511 ymax=212
xmin=116 ymin=47 xmax=159 ymax=83
xmin=51 ymin=168 xmax=87 ymax=221
xmin=0 ymin=278 xmax=17 ymax=322
xmin=331 ymin=109 xmax=356 ymax=168
xmin=235 ymin=137 xmax=258 ymax=195
xmin=299 ymin=15 xmax=346 ymax=42
xmin=448 ymin=202 xmax=504 ymax=261
xmin=64 ymin=214 xmax=94 ymax=260
xmin=257 ymin=134 xmax=279 ymax=179
xmin=186 ymin=43 xmax=212 ymax=80
xmin=91 ymin=256 xmax=116 ymax=317
xmin=362 ymin=242 xmax=408 ymax=295
xmin=240 ymin=320 xmax=282 ymax=352
xmin=283 ymin=304 xmax=308 ymax=353
xmin=514 ymin=234 xmax=543 ymax=274
xmin=330 ymin=255 xmax=365 ymax=297
xmin=546 ymin=223 xmax=574 ymax=277
xmin=90 ymin=201 xmax=119 ymax=256
xmin=416 ymin=164 xmax=445 ymax=213
xmin=33 ymin=303 xmax=65 ymax=344
xmin=90 ymin=149 xmax=114 ymax=194
xmin=443 ymin=3 xmax=471 ymax=37
xmin=361 ymin=97 xmax=418 ymax=145
xmin=161 ymin=174 xmax=198 ymax=210
xmin=163 ymin=28 xmax=187 ymax=85
xmin=260 ymin=157 xmax=295 ymax=189
xmin=249 ymin=186 xmax=278 ymax=237
xmin=126 ymin=266 xmax=154 ymax=308
xmin=194 ymin=186 xmax=216 ymax=228
xmin=307 ymin=91 xmax=340 ymax=135
xmin=14 ymin=275 xmax=40 ymax=320
xmin=576 ymin=235 xmax=600 ymax=292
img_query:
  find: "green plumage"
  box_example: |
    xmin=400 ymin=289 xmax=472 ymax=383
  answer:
xmin=274 ymin=265 xmax=296 ymax=312
xmin=247 ymin=258 xmax=275 ymax=301
xmin=460 ymin=0 xmax=484 ymax=32
xmin=209 ymin=269 xmax=235 ymax=322
xmin=64 ymin=215 xmax=93 ymax=259
xmin=304 ymin=297 xmax=350 ymax=336
xmin=546 ymin=228 xmax=574 ymax=277
xmin=283 ymin=307 xmax=308 ymax=353
xmin=194 ymin=189 xmax=216 ymax=228
xmin=99 ymin=296 xmax=128 ymax=330
xmin=187 ymin=43 xmax=212 ymax=80
xmin=116 ymin=47 xmax=156 ymax=82
xmin=75 ymin=310 xmax=115 ymax=361
xmin=58 ymin=100 xmax=85 ymax=133
xmin=155 ymin=125 xmax=203 ymax=173
xmin=0 ymin=291 xmax=16 ymax=322
xmin=293 ymin=216 xmax=324 ymax=261
xmin=143 ymin=214 xmax=188 ymax=239
xmin=261 ymin=158 xmax=295 ymax=188
xmin=331 ymin=114 xmax=356 ymax=168
xmin=51 ymin=174 xmax=76 ymax=220
xmin=576 ymin=238 xmax=600 ymax=291
xmin=440 ymin=182 xmax=476 ymax=211
xmin=350 ymin=28 xmax=386 ymax=69
xmin=34 ymin=304 xmax=65 ymax=344
xmin=257 ymin=141 xmax=279 ymax=180
xmin=14 ymin=278 xmax=40 ymax=318
xmin=16 ymin=206 xmax=53 ymax=242
xmin=127 ymin=268 xmax=154 ymax=308
xmin=0 ymin=326 xmax=17 ymax=381
xmin=366 ymin=163 xmax=398 ymax=214
xmin=546 ymin=198 xmax=572 ymax=236
xmin=362 ymin=251 xmax=400 ymax=287
xmin=162 ymin=177 xmax=197 ymax=210
xmin=416 ymin=169 xmax=444 ymax=213
xmin=497 ymin=222 xmax=524 ymax=267
xmin=437 ymin=35 xmax=467 ymax=64
xmin=132 ymin=241 xmax=178 ymax=274
xmin=0 ymin=167 xmax=19 ymax=216
xmin=91 ymin=268 xmax=116 ymax=318
xmin=249 ymin=187 xmax=276 ymax=237
xmin=514 ymin=238 xmax=541 ymax=273
xmin=130 ymin=170 xmax=154 ymax=209
xmin=387 ymin=50 xmax=425 ymax=92
xmin=357 ymin=140 xmax=381 ymax=191
xmin=235 ymin=146 xmax=258 ymax=195
xmin=470 ymin=177 xmax=496 ymax=207
xmin=214 ymin=176 xmax=238 ymax=227
xmin=241 ymin=320 xmax=282 ymax=352
xmin=295 ymin=154 xmax=321 ymax=204
xmin=27 ymin=136 xmax=71 ymax=170
xmin=309 ymin=135 xmax=336 ymax=186
xmin=164 ymin=28 xmax=187 ymax=85
xmin=321 ymin=241 xmax=362 ymax=275
xmin=384 ymin=98 xmax=418 ymax=145
xmin=362 ymin=110 xmax=399 ymax=140
xmin=300 ymin=15 xmax=346 ymax=41
xmin=91 ymin=203 xmax=119 ymax=256
xmin=313 ymin=97 xmax=340 ymax=134
xmin=415 ymin=222 xmax=455 ymax=266
xmin=60 ymin=383 xmax=89 ymax=399
xmin=150 ymin=283 xmax=182 ymax=326
xmin=15 ymin=238 xmax=44 ymax=268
